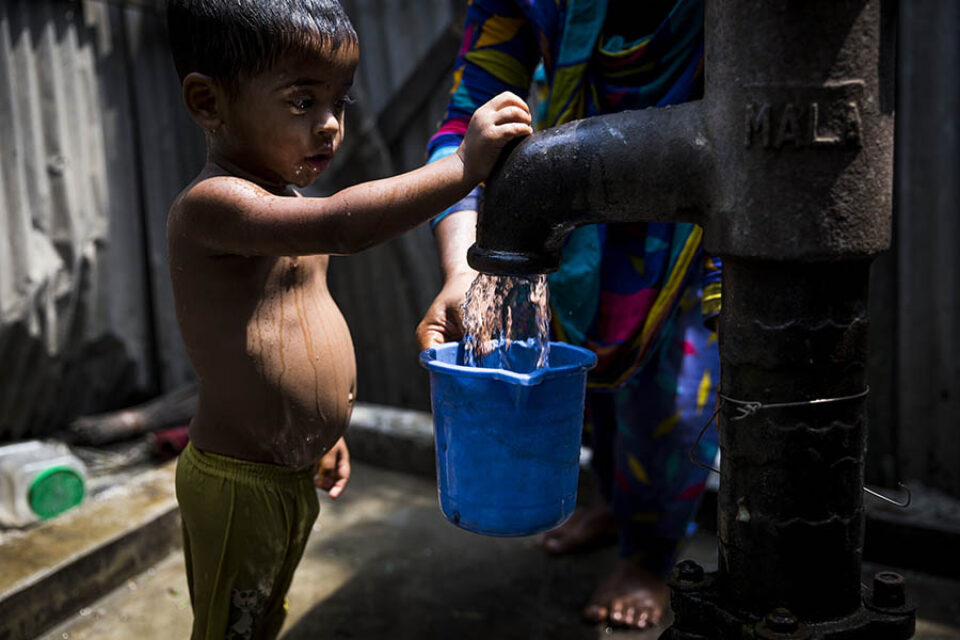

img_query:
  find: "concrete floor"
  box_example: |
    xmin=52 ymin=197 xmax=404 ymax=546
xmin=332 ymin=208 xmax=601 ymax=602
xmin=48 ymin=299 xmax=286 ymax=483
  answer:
xmin=42 ymin=462 xmax=960 ymax=640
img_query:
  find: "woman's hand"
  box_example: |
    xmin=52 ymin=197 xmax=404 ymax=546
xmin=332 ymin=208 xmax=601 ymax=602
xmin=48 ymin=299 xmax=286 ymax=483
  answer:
xmin=416 ymin=271 xmax=477 ymax=351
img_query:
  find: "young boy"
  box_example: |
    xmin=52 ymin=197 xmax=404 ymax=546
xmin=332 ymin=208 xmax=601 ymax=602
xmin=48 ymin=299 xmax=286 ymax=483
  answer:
xmin=165 ymin=1 xmax=531 ymax=637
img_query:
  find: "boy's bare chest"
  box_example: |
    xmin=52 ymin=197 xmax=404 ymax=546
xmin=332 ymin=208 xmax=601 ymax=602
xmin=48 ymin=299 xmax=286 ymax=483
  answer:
xmin=258 ymin=254 xmax=328 ymax=294
xmin=245 ymin=255 xmax=341 ymax=341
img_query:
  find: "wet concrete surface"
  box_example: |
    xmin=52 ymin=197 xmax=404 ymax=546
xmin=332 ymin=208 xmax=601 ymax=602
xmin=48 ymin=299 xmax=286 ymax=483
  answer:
xmin=41 ymin=461 xmax=960 ymax=640
xmin=0 ymin=462 xmax=179 ymax=640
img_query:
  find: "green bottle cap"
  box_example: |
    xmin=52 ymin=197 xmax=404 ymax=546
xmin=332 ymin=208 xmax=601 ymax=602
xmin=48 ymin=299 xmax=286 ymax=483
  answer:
xmin=28 ymin=466 xmax=85 ymax=520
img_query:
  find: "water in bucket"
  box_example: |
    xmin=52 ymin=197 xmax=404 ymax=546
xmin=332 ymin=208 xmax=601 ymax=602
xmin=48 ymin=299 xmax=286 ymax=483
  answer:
xmin=421 ymin=274 xmax=596 ymax=536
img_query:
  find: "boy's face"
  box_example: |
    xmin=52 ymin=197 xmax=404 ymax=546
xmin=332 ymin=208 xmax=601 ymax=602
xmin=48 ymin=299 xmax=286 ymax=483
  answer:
xmin=216 ymin=43 xmax=359 ymax=189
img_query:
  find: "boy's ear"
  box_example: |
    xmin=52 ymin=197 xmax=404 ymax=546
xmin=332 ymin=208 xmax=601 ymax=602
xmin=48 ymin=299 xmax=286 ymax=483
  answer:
xmin=182 ymin=72 xmax=224 ymax=131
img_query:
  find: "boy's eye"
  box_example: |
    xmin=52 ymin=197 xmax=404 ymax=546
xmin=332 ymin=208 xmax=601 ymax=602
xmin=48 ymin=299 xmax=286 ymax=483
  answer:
xmin=334 ymin=94 xmax=356 ymax=112
xmin=289 ymin=97 xmax=314 ymax=111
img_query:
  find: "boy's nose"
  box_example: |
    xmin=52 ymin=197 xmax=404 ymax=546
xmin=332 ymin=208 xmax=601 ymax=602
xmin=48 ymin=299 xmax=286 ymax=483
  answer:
xmin=315 ymin=111 xmax=340 ymax=136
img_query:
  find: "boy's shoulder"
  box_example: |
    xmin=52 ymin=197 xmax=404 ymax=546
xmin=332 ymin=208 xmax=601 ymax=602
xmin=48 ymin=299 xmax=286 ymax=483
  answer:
xmin=166 ymin=164 xmax=306 ymax=258
xmin=167 ymin=169 xmax=254 ymax=251
xmin=173 ymin=168 xmax=264 ymax=217
xmin=169 ymin=167 xmax=292 ymax=237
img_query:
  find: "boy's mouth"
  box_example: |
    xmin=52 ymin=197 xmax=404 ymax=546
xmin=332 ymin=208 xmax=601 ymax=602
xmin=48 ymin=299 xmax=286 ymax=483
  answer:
xmin=305 ymin=153 xmax=333 ymax=173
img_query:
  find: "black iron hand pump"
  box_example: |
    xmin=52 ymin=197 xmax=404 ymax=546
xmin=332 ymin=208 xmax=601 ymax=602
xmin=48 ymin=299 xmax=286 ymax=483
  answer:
xmin=470 ymin=1 xmax=912 ymax=637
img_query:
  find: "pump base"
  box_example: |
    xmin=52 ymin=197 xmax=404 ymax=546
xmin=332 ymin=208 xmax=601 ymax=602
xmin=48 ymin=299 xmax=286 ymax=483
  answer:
xmin=661 ymin=564 xmax=916 ymax=640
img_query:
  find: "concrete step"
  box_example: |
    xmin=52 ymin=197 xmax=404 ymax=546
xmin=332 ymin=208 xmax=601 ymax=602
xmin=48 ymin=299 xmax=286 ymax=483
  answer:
xmin=0 ymin=462 xmax=179 ymax=640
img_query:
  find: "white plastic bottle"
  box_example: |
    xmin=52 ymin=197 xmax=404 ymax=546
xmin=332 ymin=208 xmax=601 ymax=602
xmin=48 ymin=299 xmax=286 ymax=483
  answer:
xmin=0 ymin=441 xmax=87 ymax=527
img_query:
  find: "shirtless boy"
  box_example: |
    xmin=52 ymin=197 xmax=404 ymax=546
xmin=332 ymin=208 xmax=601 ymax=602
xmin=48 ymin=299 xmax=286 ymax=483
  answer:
xmin=165 ymin=1 xmax=531 ymax=637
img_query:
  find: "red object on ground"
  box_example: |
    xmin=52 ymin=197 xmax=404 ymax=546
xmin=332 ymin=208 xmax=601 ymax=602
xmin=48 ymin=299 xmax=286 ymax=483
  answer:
xmin=151 ymin=426 xmax=190 ymax=460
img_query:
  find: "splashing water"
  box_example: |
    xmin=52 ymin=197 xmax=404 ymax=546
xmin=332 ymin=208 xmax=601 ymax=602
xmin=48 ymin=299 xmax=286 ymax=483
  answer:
xmin=461 ymin=274 xmax=551 ymax=371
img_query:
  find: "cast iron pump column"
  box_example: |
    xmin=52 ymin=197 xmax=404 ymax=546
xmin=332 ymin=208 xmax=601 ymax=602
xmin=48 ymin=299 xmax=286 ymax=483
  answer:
xmin=468 ymin=1 xmax=914 ymax=637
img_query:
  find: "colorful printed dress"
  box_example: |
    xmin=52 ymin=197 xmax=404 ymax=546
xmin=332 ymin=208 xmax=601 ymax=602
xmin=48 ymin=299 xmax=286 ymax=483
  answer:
xmin=428 ymin=0 xmax=720 ymax=575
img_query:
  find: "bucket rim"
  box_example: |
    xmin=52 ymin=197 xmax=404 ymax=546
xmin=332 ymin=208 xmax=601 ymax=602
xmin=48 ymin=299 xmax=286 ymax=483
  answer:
xmin=419 ymin=341 xmax=597 ymax=386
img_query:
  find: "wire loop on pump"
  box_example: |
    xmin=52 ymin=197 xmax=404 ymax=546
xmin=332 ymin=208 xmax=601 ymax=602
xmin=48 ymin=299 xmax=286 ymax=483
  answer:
xmin=719 ymin=387 xmax=871 ymax=420
xmin=864 ymin=483 xmax=912 ymax=508
xmin=686 ymin=386 xmax=909 ymax=509
xmin=688 ymin=404 xmax=722 ymax=474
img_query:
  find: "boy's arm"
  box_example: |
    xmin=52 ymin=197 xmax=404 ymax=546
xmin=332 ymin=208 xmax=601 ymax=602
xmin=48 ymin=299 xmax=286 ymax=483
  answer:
xmin=174 ymin=93 xmax=531 ymax=257
xmin=177 ymin=154 xmax=473 ymax=257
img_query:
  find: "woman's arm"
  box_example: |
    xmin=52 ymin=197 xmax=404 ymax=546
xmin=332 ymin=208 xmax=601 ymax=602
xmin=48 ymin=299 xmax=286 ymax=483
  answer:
xmin=417 ymin=1 xmax=544 ymax=349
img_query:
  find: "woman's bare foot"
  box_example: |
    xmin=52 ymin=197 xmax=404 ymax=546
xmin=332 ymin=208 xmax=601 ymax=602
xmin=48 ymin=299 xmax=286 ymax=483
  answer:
xmin=538 ymin=505 xmax=620 ymax=555
xmin=582 ymin=560 xmax=670 ymax=629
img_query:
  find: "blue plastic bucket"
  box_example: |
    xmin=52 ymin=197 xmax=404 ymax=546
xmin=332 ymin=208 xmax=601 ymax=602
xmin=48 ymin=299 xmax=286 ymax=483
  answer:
xmin=419 ymin=341 xmax=597 ymax=536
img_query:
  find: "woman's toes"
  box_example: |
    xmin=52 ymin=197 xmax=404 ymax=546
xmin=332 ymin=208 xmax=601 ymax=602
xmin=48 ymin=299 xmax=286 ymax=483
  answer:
xmin=636 ymin=610 xmax=650 ymax=628
xmin=582 ymin=603 xmax=608 ymax=623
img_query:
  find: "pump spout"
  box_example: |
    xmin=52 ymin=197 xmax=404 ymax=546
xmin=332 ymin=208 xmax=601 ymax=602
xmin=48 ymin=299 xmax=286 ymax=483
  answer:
xmin=467 ymin=101 xmax=712 ymax=276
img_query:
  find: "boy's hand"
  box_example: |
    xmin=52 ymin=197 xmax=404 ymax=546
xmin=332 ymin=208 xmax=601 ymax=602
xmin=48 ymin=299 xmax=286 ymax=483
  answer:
xmin=458 ymin=92 xmax=532 ymax=184
xmin=316 ymin=437 xmax=351 ymax=499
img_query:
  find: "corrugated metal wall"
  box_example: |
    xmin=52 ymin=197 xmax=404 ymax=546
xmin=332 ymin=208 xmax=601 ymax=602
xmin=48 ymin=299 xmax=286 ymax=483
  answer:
xmin=0 ymin=0 xmax=159 ymax=439
xmin=0 ymin=0 xmax=957 ymax=496
xmin=882 ymin=0 xmax=959 ymax=494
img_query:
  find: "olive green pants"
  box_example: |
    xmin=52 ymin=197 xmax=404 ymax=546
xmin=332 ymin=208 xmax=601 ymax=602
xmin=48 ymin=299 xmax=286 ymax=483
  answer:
xmin=176 ymin=442 xmax=319 ymax=640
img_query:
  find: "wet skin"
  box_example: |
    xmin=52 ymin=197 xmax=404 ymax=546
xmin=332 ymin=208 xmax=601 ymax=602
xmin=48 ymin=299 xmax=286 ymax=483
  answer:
xmin=169 ymin=240 xmax=357 ymax=467
xmin=169 ymin=45 xmax=532 ymax=467
xmin=170 ymin=46 xmax=360 ymax=467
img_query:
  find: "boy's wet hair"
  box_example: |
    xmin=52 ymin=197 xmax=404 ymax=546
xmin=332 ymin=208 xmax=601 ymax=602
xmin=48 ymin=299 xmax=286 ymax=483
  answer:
xmin=167 ymin=0 xmax=357 ymax=92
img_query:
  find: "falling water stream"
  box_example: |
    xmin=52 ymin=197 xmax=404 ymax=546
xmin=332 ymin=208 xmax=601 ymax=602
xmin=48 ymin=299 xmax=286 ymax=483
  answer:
xmin=460 ymin=274 xmax=551 ymax=371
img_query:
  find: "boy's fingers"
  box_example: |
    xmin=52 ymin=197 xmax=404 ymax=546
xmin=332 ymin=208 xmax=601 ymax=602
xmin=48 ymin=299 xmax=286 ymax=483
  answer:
xmin=337 ymin=446 xmax=351 ymax=479
xmin=493 ymin=91 xmax=527 ymax=107
xmin=494 ymin=106 xmax=532 ymax=125
xmin=328 ymin=476 xmax=348 ymax=499
xmin=315 ymin=465 xmax=349 ymax=497
xmin=497 ymin=123 xmax=533 ymax=139
xmin=484 ymin=92 xmax=529 ymax=115
xmin=317 ymin=456 xmax=335 ymax=475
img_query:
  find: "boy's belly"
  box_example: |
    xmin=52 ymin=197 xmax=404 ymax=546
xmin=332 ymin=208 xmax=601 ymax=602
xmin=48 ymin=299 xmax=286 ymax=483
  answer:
xmin=187 ymin=284 xmax=357 ymax=467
